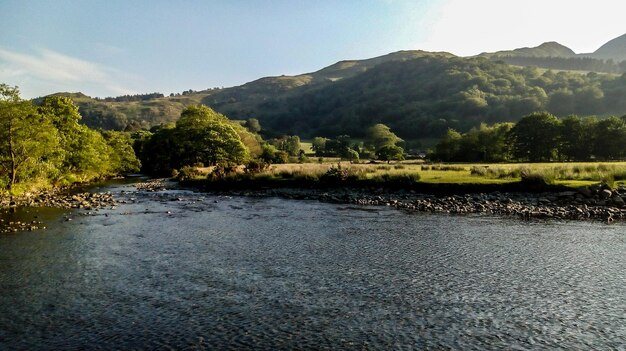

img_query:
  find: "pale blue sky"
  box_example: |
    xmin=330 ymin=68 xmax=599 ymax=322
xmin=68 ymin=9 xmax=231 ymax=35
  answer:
xmin=1 ymin=0 xmax=625 ymax=98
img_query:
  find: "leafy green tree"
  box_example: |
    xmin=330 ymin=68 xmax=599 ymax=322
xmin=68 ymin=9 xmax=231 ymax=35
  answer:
xmin=593 ymin=116 xmax=626 ymax=160
xmin=325 ymin=135 xmax=352 ymax=157
xmin=102 ymin=131 xmax=141 ymax=173
xmin=0 ymin=85 xmax=59 ymax=190
xmin=433 ymin=129 xmax=462 ymax=162
xmin=284 ymin=135 xmax=301 ymax=156
xmin=176 ymin=106 xmax=248 ymax=166
xmin=345 ymin=148 xmax=359 ymax=163
xmin=376 ymin=144 xmax=404 ymax=163
xmin=365 ymin=123 xmax=403 ymax=151
xmin=139 ymin=126 xmax=178 ymax=174
xmin=271 ymin=135 xmax=301 ymax=156
xmin=458 ymin=123 xmax=512 ymax=162
xmin=509 ymin=112 xmax=560 ymax=162
xmin=311 ymin=137 xmax=328 ymax=156
xmin=559 ymin=115 xmax=596 ymax=161
xmin=244 ymin=118 xmax=261 ymax=133
xmin=260 ymin=143 xmax=288 ymax=164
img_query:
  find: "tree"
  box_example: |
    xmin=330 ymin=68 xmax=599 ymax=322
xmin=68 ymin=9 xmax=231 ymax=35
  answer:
xmin=244 ymin=118 xmax=261 ymax=133
xmin=559 ymin=115 xmax=595 ymax=161
xmin=325 ymin=135 xmax=352 ymax=157
xmin=346 ymin=148 xmax=360 ymax=163
xmin=311 ymin=137 xmax=328 ymax=156
xmin=0 ymin=85 xmax=59 ymax=190
xmin=271 ymin=135 xmax=301 ymax=156
xmin=509 ymin=112 xmax=560 ymax=162
xmin=458 ymin=123 xmax=512 ymax=162
xmin=284 ymin=135 xmax=301 ymax=156
xmin=433 ymin=129 xmax=462 ymax=162
xmin=376 ymin=145 xmax=404 ymax=163
xmin=102 ymin=131 xmax=141 ymax=173
xmin=593 ymin=116 xmax=626 ymax=160
xmin=176 ymin=107 xmax=249 ymax=166
xmin=366 ymin=123 xmax=402 ymax=151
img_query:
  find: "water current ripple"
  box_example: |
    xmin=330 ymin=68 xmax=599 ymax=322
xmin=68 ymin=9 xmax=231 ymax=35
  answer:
xmin=1 ymin=183 xmax=626 ymax=349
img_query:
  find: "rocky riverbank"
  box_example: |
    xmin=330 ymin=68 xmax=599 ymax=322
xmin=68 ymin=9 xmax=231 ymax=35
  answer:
xmin=0 ymin=190 xmax=116 ymax=210
xmin=0 ymin=190 xmax=118 ymax=233
xmin=198 ymin=182 xmax=626 ymax=222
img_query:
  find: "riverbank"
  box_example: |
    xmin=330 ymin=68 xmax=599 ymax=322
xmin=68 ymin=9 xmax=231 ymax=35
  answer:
xmin=181 ymin=178 xmax=626 ymax=222
xmin=0 ymin=188 xmax=117 ymax=210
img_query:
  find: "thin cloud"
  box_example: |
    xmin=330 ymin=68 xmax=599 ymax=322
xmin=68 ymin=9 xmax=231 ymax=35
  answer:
xmin=0 ymin=47 xmax=136 ymax=98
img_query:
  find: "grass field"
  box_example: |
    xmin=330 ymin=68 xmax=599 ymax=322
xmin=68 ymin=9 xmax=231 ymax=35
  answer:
xmin=195 ymin=160 xmax=626 ymax=188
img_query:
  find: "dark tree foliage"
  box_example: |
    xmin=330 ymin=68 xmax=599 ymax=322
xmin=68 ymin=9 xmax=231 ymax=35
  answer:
xmin=509 ymin=112 xmax=561 ymax=162
xmin=432 ymin=112 xmax=626 ymax=162
xmin=98 ymin=93 xmax=165 ymax=103
xmin=495 ymin=56 xmax=625 ymax=74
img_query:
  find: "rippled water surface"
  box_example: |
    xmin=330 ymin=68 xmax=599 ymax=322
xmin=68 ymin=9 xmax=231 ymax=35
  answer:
xmin=1 ymin=183 xmax=626 ymax=350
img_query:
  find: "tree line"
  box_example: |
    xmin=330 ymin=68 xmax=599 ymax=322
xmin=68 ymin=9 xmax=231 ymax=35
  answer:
xmin=433 ymin=112 xmax=626 ymax=162
xmin=135 ymin=106 xmax=408 ymax=176
xmin=0 ymin=84 xmax=140 ymax=194
xmin=96 ymin=93 xmax=165 ymax=103
xmin=495 ymin=56 xmax=626 ymax=75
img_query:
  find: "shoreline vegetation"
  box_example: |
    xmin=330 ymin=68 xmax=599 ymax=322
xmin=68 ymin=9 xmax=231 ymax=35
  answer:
xmin=3 ymin=161 xmax=626 ymax=234
xmin=169 ymin=161 xmax=626 ymax=222
xmin=5 ymin=82 xmax=626 ymax=229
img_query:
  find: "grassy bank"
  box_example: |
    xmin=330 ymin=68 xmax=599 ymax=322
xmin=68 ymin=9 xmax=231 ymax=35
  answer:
xmin=188 ymin=161 xmax=626 ymax=188
xmin=177 ymin=161 xmax=626 ymax=195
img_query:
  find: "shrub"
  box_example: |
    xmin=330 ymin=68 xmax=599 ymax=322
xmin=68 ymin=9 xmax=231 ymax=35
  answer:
xmin=470 ymin=166 xmax=487 ymax=176
xmin=244 ymin=160 xmax=270 ymax=174
xmin=177 ymin=166 xmax=202 ymax=181
xmin=209 ymin=163 xmax=237 ymax=179
xmin=320 ymin=164 xmax=349 ymax=182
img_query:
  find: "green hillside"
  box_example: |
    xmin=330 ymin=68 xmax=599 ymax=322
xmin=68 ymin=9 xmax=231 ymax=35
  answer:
xmin=208 ymin=56 xmax=626 ymax=139
xmin=40 ymin=36 xmax=626 ymax=142
xmin=44 ymin=91 xmax=209 ymax=131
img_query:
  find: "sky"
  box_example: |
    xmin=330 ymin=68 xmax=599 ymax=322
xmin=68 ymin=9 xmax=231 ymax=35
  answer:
xmin=1 ymin=0 xmax=625 ymax=99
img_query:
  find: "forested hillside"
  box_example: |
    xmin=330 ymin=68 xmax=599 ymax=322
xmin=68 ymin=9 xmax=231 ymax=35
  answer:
xmin=40 ymin=33 xmax=626 ymax=142
xmin=209 ymin=56 xmax=626 ymax=139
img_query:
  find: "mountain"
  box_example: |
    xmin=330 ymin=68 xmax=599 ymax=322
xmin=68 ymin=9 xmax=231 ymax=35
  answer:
xmin=201 ymin=50 xmax=455 ymax=123
xmin=205 ymin=56 xmax=626 ymax=140
xmin=588 ymin=33 xmax=626 ymax=62
xmin=481 ymin=41 xmax=577 ymax=58
xmin=480 ymin=37 xmax=626 ymax=75
xmin=46 ymin=34 xmax=626 ymax=142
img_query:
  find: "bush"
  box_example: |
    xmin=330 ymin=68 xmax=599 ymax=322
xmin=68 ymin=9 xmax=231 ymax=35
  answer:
xmin=177 ymin=166 xmax=202 ymax=181
xmin=320 ymin=164 xmax=349 ymax=182
xmin=520 ymin=169 xmax=554 ymax=185
xmin=470 ymin=166 xmax=487 ymax=176
xmin=210 ymin=163 xmax=237 ymax=179
xmin=244 ymin=160 xmax=270 ymax=174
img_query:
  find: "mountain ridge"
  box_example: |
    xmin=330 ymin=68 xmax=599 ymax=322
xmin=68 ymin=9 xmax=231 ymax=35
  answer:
xmin=47 ymin=32 xmax=626 ymax=141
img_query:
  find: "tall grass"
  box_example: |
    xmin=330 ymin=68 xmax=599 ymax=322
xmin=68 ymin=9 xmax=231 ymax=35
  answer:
xmin=471 ymin=163 xmax=626 ymax=184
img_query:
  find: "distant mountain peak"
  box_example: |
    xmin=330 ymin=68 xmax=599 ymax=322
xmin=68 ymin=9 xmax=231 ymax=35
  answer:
xmin=483 ymin=41 xmax=576 ymax=58
xmin=591 ymin=33 xmax=626 ymax=62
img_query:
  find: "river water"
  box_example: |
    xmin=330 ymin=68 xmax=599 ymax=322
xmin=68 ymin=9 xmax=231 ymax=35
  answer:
xmin=1 ymin=182 xmax=625 ymax=350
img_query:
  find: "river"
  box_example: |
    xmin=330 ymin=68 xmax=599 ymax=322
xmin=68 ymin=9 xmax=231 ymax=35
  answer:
xmin=1 ymin=181 xmax=625 ymax=349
